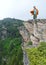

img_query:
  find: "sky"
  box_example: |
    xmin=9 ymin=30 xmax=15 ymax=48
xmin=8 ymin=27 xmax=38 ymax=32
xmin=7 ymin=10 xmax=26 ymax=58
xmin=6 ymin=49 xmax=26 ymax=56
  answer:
xmin=0 ymin=0 xmax=46 ymax=20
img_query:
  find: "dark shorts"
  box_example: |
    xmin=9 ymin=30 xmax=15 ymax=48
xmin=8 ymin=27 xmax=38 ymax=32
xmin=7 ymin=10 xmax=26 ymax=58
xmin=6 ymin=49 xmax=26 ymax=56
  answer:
xmin=33 ymin=15 xmax=37 ymax=19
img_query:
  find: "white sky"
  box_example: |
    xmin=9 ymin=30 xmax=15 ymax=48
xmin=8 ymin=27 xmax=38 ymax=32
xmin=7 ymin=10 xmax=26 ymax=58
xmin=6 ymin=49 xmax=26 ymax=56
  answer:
xmin=0 ymin=0 xmax=46 ymax=20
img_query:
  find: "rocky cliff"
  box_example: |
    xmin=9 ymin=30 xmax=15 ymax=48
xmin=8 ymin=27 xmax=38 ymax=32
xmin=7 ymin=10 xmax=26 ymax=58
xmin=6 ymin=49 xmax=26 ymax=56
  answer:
xmin=19 ymin=19 xmax=46 ymax=45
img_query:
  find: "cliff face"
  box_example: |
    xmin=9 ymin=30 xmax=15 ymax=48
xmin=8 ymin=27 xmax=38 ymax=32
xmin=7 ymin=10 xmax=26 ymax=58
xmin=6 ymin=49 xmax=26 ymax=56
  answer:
xmin=19 ymin=19 xmax=46 ymax=44
xmin=19 ymin=26 xmax=30 ymax=43
xmin=37 ymin=22 xmax=46 ymax=41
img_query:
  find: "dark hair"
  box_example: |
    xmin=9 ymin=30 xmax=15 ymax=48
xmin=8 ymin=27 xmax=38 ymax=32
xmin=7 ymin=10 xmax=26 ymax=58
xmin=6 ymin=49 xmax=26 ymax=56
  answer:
xmin=33 ymin=6 xmax=36 ymax=9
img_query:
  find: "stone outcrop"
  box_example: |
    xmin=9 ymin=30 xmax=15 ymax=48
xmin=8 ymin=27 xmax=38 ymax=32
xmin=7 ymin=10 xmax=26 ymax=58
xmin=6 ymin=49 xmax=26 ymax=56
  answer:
xmin=19 ymin=19 xmax=46 ymax=46
xmin=19 ymin=26 xmax=30 ymax=43
xmin=23 ymin=21 xmax=33 ymax=34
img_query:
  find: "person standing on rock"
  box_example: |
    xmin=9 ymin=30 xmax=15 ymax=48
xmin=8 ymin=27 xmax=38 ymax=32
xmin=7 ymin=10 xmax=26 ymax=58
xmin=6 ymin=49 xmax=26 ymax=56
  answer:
xmin=30 ymin=6 xmax=39 ymax=20
xmin=30 ymin=6 xmax=39 ymax=46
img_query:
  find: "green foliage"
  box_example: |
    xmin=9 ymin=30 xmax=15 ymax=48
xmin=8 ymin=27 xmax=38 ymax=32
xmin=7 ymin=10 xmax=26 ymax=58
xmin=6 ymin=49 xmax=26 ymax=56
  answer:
xmin=27 ymin=41 xmax=32 ymax=45
xmin=26 ymin=42 xmax=46 ymax=65
xmin=0 ymin=18 xmax=23 ymax=65
xmin=0 ymin=38 xmax=23 ymax=65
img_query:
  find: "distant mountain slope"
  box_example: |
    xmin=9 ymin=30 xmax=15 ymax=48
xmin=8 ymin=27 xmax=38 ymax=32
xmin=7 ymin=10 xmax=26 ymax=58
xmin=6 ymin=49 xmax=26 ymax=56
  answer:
xmin=1 ymin=18 xmax=24 ymax=27
xmin=0 ymin=18 xmax=24 ymax=40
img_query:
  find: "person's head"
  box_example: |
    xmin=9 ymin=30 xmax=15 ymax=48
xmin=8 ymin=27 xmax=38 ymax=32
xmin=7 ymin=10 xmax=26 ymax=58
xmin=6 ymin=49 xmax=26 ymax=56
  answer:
xmin=33 ymin=6 xmax=36 ymax=9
